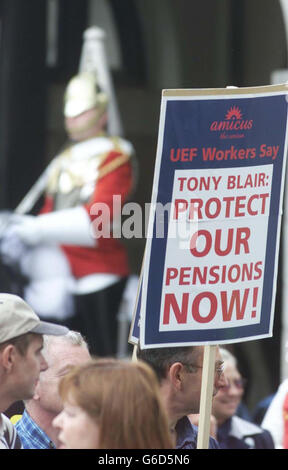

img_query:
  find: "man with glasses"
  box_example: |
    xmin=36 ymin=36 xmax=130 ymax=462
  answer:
xmin=211 ymin=348 xmax=274 ymax=449
xmin=137 ymin=344 xmax=226 ymax=449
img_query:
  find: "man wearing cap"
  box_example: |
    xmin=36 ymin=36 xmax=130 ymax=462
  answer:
xmin=0 ymin=293 xmax=68 ymax=449
xmin=0 ymin=72 xmax=135 ymax=357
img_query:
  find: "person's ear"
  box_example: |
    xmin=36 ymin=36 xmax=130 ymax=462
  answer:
xmin=1 ymin=344 xmax=17 ymax=373
xmin=168 ymin=362 xmax=185 ymax=390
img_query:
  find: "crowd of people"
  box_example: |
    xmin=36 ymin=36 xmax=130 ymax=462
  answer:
xmin=0 ymin=291 xmax=283 ymax=450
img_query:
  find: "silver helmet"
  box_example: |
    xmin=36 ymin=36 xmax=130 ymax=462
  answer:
xmin=64 ymin=71 xmax=108 ymax=118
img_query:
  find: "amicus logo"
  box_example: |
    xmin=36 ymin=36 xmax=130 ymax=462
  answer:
xmin=210 ymin=105 xmax=253 ymax=132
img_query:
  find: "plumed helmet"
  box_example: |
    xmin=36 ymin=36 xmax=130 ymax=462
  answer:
xmin=64 ymin=71 xmax=108 ymax=118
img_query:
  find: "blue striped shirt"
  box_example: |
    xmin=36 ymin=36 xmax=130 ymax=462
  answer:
xmin=15 ymin=410 xmax=55 ymax=449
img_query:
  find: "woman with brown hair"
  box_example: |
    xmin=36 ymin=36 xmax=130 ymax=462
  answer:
xmin=52 ymin=358 xmax=174 ymax=449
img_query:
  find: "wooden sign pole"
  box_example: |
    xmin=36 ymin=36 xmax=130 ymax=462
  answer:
xmin=132 ymin=344 xmax=138 ymax=362
xmin=196 ymin=344 xmax=217 ymax=449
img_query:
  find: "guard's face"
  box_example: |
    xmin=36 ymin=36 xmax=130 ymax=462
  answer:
xmin=65 ymin=108 xmax=106 ymax=141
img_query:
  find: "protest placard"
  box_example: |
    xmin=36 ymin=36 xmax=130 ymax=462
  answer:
xmin=138 ymin=85 xmax=288 ymax=351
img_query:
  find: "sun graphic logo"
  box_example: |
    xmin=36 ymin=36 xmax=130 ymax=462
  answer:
xmin=225 ymin=106 xmax=243 ymax=120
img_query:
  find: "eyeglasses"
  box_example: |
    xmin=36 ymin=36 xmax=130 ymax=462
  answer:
xmin=181 ymin=361 xmax=225 ymax=378
xmin=220 ymin=378 xmax=247 ymax=392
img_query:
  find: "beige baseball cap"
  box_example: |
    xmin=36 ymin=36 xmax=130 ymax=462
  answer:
xmin=0 ymin=293 xmax=69 ymax=344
